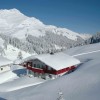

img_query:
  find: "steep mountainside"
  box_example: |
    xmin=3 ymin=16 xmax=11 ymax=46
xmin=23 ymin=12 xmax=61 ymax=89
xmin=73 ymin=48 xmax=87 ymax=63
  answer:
xmin=0 ymin=9 xmax=91 ymax=58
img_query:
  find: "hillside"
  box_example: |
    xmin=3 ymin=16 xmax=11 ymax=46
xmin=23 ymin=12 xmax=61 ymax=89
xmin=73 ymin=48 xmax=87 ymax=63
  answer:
xmin=0 ymin=9 xmax=91 ymax=58
xmin=0 ymin=43 xmax=100 ymax=100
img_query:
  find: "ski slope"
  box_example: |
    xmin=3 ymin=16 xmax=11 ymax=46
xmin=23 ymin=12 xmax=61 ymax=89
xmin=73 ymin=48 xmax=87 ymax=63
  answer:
xmin=0 ymin=43 xmax=100 ymax=100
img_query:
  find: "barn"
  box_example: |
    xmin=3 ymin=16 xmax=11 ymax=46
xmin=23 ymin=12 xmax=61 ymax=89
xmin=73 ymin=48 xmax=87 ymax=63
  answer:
xmin=21 ymin=52 xmax=80 ymax=79
xmin=0 ymin=56 xmax=13 ymax=73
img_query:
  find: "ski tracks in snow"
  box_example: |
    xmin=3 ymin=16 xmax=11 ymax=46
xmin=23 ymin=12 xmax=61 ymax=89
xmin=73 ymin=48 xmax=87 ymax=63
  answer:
xmin=72 ymin=50 xmax=100 ymax=57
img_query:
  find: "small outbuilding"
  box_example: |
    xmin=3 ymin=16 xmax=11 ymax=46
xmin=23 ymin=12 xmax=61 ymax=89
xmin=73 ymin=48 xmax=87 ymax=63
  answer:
xmin=0 ymin=56 xmax=13 ymax=73
xmin=21 ymin=52 xmax=80 ymax=79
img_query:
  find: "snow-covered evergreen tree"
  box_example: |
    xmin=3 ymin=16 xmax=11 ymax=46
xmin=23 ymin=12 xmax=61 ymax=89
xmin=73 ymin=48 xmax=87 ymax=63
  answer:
xmin=0 ymin=46 xmax=5 ymax=56
xmin=3 ymin=42 xmax=7 ymax=49
xmin=17 ymin=51 xmax=23 ymax=60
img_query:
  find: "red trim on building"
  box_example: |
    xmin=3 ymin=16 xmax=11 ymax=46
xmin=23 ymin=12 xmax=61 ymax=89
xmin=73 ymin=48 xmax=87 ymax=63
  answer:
xmin=27 ymin=67 xmax=44 ymax=74
xmin=22 ymin=62 xmax=76 ymax=75
xmin=56 ymin=67 xmax=70 ymax=75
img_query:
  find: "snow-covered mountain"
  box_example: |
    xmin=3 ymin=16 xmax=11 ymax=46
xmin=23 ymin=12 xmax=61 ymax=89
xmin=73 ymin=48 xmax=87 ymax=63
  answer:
xmin=0 ymin=8 xmax=91 ymax=40
xmin=0 ymin=8 xmax=92 ymax=59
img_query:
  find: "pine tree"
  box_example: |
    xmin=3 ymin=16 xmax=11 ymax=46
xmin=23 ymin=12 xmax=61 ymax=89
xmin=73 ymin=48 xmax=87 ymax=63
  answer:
xmin=0 ymin=47 xmax=5 ymax=56
xmin=3 ymin=42 xmax=7 ymax=49
xmin=17 ymin=51 xmax=23 ymax=60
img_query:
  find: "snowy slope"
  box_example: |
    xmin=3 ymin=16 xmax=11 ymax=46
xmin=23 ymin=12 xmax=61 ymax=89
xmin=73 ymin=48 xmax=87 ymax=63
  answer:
xmin=64 ymin=43 xmax=100 ymax=56
xmin=0 ymin=8 xmax=91 ymax=40
xmin=0 ymin=76 xmax=45 ymax=92
xmin=0 ymin=43 xmax=100 ymax=100
xmin=0 ymin=64 xmax=45 ymax=92
xmin=0 ymin=71 xmax=18 ymax=84
xmin=4 ymin=45 xmax=31 ymax=60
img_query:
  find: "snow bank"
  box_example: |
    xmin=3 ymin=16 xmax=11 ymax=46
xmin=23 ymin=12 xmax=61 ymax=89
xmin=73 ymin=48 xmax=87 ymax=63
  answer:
xmin=0 ymin=76 xmax=45 ymax=92
xmin=0 ymin=71 xmax=18 ymax=84
xmin=0 ymin=55 xmax=12 ymax=66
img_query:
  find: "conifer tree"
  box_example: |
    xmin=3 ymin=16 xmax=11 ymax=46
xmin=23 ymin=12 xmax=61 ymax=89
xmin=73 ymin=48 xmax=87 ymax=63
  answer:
xmin=17 ymin=51 xmax=23 ymax=59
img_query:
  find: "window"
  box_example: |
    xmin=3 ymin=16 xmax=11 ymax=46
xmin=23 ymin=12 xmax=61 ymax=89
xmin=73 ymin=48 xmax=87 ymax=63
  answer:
xmin=39 ymin=65 xmax=42 ymax=69
xmin=37 ymin=64 xmax=40 ymax=68
xmin=34 ymin=64 xmax=36 ymax=67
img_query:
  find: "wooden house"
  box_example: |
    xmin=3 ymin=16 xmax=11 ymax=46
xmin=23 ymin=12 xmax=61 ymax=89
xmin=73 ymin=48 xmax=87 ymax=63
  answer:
xmin=21 ymin=52 xmax=80 ymax=79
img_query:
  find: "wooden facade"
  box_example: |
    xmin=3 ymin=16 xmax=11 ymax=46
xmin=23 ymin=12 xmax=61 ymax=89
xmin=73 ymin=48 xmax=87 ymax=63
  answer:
xmin=21 ymin=52 xmax=80 ymax=79
xmin=22 ymin=59 xmax=76 ymax=76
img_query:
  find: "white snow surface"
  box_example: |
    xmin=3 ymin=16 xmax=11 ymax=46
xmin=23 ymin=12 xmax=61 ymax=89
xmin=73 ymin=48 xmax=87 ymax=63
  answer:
xmin=0 ymin=71 xmax=18 ymax=84
xmin=0 ymin=55 xmax=13 ymax=67
xmin=4 ymin=45 xmax=31 ymax=61
xmin=0 ymin=65 xmax=45 ymax=92
xmin=64 ymin=43 xmax=100 ymax=56
xmin=79 ymin=33 xmax=92 ymax=40
xmin=0 ymin=43 xmax=100 ymax=100
xmin=0 ymin=76 xmax=45 ymax=92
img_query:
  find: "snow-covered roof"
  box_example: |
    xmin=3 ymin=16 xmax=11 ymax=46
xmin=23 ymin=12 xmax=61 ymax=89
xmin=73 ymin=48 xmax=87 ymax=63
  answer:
xmin=23 ymin=52 xmax=80 ymax=70
xmin=0 ymin=56 xmax=13 ymax=67
xmin=13 ymin=59 xmax=23 ymax=65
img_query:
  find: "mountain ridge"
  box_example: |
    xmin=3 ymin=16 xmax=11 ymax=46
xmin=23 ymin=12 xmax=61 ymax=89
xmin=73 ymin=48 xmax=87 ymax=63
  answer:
xmin=0 ymin=8 xmax=92 ymax=59
xmin=0 ymin=8 xmax=91 ymax=40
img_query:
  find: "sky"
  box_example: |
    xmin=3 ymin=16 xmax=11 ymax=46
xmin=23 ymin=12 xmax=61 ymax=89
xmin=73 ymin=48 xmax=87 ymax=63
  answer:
xmin=0 ymin=0 xmax=100 ymax=34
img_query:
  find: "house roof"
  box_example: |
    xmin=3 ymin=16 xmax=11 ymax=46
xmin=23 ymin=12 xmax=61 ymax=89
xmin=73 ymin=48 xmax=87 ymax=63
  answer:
xmin=0 ymin=56 xmax=13 ymax=67
xmin=22 ymin=52 xmax=80 ymax=70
